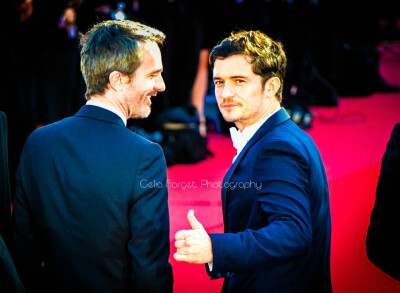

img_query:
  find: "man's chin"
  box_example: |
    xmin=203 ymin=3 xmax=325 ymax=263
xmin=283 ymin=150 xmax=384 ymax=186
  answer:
xmin=130 ymin=108 xmax=151 ymax=119
xmin=221 ymin=114 xmax=239 ymax=123
xmin=140 ymin=110 xmax=151 ymax=119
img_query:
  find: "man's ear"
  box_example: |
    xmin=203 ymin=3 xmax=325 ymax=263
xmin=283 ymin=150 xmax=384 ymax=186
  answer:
xmin=109 ymin=71 xmax=129 ymax=91
xmin=265 ymin=76 xmax=281 ymax=98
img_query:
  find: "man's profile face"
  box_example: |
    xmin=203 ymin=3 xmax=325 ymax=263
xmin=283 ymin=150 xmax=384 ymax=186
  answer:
xmin=213 ymin=54 xmax=271 ymax=131
xmin=123 ymin=41 xmax=165 ymax=119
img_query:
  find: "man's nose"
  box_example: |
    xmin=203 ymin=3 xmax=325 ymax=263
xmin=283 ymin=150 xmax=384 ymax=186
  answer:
xmin=220 ymin=83 xmax=234 ymax=99
xmin=155 ymin=75 xmax=166 ymax=92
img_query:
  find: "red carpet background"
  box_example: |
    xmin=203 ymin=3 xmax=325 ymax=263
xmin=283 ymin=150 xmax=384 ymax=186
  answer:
xmin=167 ymin=44 xmax=400 ymax=292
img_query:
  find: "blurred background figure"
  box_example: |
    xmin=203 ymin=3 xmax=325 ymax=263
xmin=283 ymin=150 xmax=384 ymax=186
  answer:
xmin=1 ymin=0 xmax=39 ymax=196
xmin=0 ymin=111 xmax=25 ymax=292
xmin=332 ymin=0 xmax=400 ymax=96
xmin=0 ymin=0 xmax=85 ymax=196
xmin=0 ymin=111 xmax=12 ymax=246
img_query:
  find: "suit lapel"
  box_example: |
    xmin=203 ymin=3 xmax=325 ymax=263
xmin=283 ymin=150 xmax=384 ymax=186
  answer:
xmin=221 ymin=108 xmax=291 ymax=224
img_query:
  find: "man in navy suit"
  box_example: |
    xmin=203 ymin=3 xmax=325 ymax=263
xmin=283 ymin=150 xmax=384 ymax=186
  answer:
xmin=174 ymin=30 xmax=332 ymax=292
xmin=11 ymin=20 xmax=173 ymax=292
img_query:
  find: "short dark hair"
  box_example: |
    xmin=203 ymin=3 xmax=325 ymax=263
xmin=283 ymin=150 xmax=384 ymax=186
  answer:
xmin=209 ymin=30 xmax=287 ymax=102
xmin=80 ymin=20 xmax=165 ymax=100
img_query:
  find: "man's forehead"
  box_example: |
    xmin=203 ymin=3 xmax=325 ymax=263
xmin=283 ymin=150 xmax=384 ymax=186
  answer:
xmin=213 ymin=55 xmax=254 ymax=77
xmin=132 ymin=41 xmax=163 ymax=77
xmin=141 ymin=40 xmax=161 ymax=55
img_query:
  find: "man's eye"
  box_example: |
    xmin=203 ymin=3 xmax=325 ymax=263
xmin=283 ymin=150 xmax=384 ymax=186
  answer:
xmin=236 ymin=79 xmax=245 ymax=84
xmin=214 ymin=80 xmax=223 ymax=86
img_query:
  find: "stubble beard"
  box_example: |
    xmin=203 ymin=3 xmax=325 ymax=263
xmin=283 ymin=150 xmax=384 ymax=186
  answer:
xmin=220 ymin=106 xmax=247 ymax=124
xmin=130 ymin=104 xmax=151 ymax=119
xmin=128 ymin=91 xmax=157 ymax=119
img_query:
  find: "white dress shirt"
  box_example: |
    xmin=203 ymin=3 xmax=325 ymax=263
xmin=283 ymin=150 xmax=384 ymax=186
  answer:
xmin=230 ymin=107 xmax=280 ymax=163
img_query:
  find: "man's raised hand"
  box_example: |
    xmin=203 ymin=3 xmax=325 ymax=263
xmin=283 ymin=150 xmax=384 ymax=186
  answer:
xmin=174 ymin=210 xmax=213 ymax=264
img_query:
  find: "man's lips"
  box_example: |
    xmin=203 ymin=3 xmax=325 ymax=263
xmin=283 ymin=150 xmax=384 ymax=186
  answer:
xmin=146 ymin=92 xmax=158 ymax=101
xmin=221 ymin=103 xmax=239 ymax=108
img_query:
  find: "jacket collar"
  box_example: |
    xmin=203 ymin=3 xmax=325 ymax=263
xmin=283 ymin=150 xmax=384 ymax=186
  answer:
xmin=221 ymin=108 xmax=291 ymax=224
xmin=74 ymin=105 xmax=126 ymax=128
xmin=230 ymin=108 xmax=291 ymax=169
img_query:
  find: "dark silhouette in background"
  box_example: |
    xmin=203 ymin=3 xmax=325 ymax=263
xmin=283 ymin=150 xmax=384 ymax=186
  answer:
xmin=0 ymin=0 xmax=85 ymax=197
xmin=333 ymin=0 xmax=400 ymax=96
xmin=0 ymin=112 xmax=12 ymax=246
xmin=366 ymin=123 xmax=400 ymax=281
xmin=0 ymin=111 xmax=25 ymax=292
xmin=0 ymin=235 xmax=25 ymax=292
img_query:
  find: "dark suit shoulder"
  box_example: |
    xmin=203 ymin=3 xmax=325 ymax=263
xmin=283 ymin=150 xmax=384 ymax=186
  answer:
xmin=27 ymin=115 xmax=157 ymax=147
xmin=124 ymin=128 xmax=161 ymax=147
xmin=258 ymin=119 xmax=318 ymax=155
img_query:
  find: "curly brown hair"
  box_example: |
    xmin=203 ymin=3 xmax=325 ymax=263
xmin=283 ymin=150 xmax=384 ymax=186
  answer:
xmin=209 ymin=30 xmax=287 ymax=102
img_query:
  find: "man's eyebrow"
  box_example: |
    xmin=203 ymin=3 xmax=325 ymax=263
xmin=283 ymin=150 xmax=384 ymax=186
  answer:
xmin=149 ymin=68 xmax=163 ymax=75
xmin=213 ymin=75 xmax=249 ymax=80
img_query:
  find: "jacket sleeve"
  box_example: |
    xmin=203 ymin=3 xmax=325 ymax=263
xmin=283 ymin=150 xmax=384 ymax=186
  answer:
xmin=11 ymin=149 xmax=42 ymax=291
xmin=128 ymin=142 xmax=173 ymax=292
xmin=209 ymin=140 xmax=312 ymax=279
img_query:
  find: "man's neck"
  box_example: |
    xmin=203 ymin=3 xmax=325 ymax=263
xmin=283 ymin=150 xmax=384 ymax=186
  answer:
xmin=235 ymin=103 xmax=281 ymax=132
xmin=87 ymin=95 xmax=127 ymax=126
xmin=90 ymin=93 xmax=126 ymax=114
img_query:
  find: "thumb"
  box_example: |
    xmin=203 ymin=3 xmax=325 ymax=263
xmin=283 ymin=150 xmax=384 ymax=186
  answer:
xmin=187 ymin=210 xmax=204 ymax=230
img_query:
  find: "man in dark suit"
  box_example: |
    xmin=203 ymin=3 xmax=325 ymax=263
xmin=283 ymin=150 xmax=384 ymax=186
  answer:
xmin=11 ymin=20 xmax=173 ymax=292
xmin=174 ymin=30 xmax=332 ymax=292
xmin=366 ymin=123 xmax=400 ymax=281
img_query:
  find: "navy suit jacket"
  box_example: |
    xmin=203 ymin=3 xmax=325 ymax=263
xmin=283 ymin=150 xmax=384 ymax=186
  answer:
xmin=11 ymin=105 xmax=173 ymax=292
xmin=208 ymin=109 xmax=332 ymax=293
